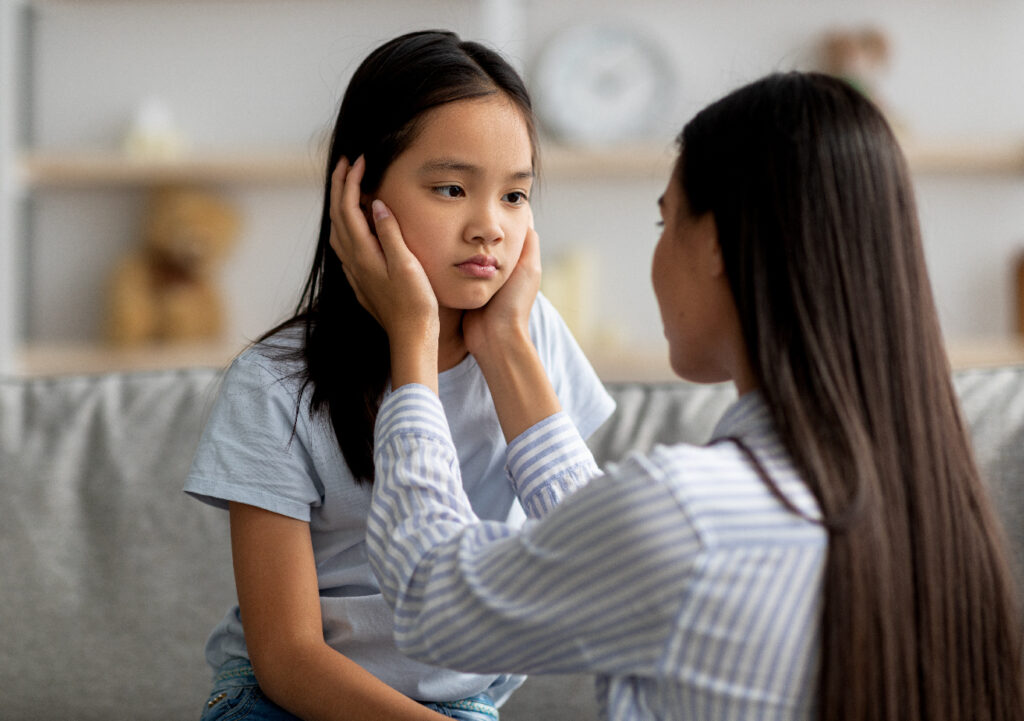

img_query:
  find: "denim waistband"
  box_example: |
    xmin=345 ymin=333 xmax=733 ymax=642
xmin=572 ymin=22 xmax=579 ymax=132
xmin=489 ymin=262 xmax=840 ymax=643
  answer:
xmin=212 ymin=659 xmax=259 ymax=687
xmin=213 ymin=660 xmax=498 ymax=718
xmin=430 ymin=695 xmax=499 ymax=718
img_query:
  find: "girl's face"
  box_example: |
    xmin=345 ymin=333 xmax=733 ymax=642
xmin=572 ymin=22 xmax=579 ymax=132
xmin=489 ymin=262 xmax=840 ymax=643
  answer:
xmin=372 ymin=95 xmax=534 ymax=314
xmin=652 ymin=175 xmax=744 ymax=387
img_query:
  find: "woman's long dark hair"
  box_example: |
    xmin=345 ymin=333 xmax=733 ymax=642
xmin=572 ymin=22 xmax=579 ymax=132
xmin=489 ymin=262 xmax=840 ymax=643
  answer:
xmin=679 ymin=72 xmax=1023 ymax=720
xmin=264 ymin=30 xmax=536 ymax=483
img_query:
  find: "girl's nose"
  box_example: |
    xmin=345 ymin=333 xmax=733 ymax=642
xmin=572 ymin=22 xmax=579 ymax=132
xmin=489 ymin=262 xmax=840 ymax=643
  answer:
xmin=465 ymin=203 xmax=503 ymax=245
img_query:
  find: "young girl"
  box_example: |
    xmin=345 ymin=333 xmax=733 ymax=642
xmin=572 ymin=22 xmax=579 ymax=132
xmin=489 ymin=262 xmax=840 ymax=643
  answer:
xmin=184 ymin=31 xmax=614 ymax=721
xmin=337 ymin=72 xmax=1024 ymax=720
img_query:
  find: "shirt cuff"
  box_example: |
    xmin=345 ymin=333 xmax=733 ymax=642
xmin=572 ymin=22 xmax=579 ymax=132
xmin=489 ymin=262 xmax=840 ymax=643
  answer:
xmin=506 ymin=411 xmax=600 ymax=518
xmin=375 ymin=383 xmax=452 ymax=446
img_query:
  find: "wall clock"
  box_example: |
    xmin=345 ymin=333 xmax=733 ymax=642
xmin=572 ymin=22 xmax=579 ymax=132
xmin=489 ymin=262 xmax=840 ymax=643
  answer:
xmin=532 ymin=23 xmax=675 ymax=146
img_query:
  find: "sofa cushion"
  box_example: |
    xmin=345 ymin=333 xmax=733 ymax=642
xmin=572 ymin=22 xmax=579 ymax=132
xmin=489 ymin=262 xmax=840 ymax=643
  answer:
xmin=0 ymin=368 xmax=234 ymax=721
xmin=2 ymin=365 xmax=1023 ymax=719
xmin=953 ymin=365 xmax=1024 ymax=577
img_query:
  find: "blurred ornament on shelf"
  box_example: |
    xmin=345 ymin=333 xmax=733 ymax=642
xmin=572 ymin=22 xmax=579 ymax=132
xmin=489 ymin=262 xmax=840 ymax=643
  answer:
xmin=122 ymin=96 xmax=189 ymax=159
xmin=541 ymin=247 xmax=600 ymax=348
xmin=105 ymin=187 xmax=240 ymax=347
xmin=818 ymin=25 xmax=890 ymax=103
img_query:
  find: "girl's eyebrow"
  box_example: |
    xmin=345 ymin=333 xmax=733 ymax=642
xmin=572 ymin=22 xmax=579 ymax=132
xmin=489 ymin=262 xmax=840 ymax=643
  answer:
xmin=418 ymin=158 xmax=534 ymax=181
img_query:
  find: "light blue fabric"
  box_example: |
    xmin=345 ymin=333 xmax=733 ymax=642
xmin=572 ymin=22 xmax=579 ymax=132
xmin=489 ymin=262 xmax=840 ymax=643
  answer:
xmin=369 ymin=386 xmax=825 ymax=720
xmin=183 ymin=293 xmax=615 ymax=704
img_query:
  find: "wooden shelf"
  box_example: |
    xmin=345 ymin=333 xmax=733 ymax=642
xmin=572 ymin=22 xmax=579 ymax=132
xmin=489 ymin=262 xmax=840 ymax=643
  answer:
xmin=16 ymin=143 xmax=679 ymax=188
xmin=540 ymin=143 xmax=676 ymax=180
xmin=17 ymin=137 xmax=1024 ymax=190
xmin=16 ymin=340 xmax=243 ymax=376
xmin=18 ymin=149 xmax=323 ymax=187
xmin=901 ymin=137 xmax=1024 ymax=175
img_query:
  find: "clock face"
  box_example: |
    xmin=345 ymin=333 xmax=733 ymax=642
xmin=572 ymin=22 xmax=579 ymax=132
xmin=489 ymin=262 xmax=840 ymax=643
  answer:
xmin=532 ymin=24 xmax=675 ymax=146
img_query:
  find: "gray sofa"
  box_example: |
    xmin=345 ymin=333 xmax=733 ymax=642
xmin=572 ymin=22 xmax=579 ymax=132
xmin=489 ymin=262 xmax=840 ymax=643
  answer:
xmin=3 ymin=364 xmax=1024 ymax=720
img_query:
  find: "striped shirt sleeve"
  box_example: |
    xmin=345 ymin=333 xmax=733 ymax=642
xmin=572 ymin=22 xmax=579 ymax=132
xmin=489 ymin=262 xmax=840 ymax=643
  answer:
xmin=367 ymin=383 xmax=697 ymax=676
xmin=505 ymin=411 xmax=601 ymax=518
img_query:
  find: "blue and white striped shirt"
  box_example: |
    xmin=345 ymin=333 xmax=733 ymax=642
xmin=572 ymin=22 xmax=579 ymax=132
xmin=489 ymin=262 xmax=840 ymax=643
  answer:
xmin=367 ymin=384 xmax=826 ymax=720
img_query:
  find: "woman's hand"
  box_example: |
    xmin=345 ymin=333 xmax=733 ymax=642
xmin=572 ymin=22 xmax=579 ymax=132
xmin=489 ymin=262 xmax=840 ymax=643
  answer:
xmin=463 ymin=224 xmax=542 ymax=361
xmin=330 ymin=156 xmax=440 ymax=392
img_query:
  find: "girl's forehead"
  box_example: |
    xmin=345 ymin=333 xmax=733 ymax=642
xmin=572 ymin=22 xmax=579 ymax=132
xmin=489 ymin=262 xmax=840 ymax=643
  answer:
xmin=402 ymin=96 xmax=534 ymax=171
xmin=421 ymin=96 xmax=530 ymax=139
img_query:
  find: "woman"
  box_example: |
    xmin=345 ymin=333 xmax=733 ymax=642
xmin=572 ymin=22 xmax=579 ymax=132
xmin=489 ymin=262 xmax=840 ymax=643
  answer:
xmin=336 ymin=72 xmax=1024 ymax=720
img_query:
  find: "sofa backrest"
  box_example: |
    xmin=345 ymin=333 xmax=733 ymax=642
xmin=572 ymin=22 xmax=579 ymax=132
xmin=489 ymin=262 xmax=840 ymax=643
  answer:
xmin=1 ymin=368 xmax=233 ymax=720
xmin=2 ymin=364 xmax=1023 ymax=719
xmin=590 ymin=366 xmax=1024 ymax=577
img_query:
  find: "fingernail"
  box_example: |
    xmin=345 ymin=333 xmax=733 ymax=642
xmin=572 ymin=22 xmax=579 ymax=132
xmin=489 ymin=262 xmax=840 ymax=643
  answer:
xmin=372 ymin=199 xmax=390 ymax=220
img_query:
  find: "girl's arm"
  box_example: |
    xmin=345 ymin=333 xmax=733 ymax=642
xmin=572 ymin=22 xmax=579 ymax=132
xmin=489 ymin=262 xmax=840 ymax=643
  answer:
xmin=229 ymin=502 xmax=447 ymax=721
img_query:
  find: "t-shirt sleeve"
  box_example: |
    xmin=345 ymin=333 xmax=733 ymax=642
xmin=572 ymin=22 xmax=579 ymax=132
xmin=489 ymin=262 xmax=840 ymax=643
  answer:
xmin=529 ymin=292 xmax=616 ymax=439
xmin=183 ymin=354 xmax=324 ymax=521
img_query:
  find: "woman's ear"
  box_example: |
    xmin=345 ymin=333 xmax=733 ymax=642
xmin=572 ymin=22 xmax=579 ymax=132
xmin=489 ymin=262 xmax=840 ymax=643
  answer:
xmin=697 ymin=214 xmax=724 ymax=278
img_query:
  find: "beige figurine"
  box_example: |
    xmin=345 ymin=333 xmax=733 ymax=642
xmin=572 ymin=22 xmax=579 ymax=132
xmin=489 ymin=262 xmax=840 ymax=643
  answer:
xmin=106 ymin=187 xmax=240 ymax=346
xmin=819 ymin=26 xmax=890 ymax=105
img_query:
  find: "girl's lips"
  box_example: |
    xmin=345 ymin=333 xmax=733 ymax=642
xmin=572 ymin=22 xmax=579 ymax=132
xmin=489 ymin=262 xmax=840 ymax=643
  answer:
xmin=456 ymin=255 xmax=499 ymax=279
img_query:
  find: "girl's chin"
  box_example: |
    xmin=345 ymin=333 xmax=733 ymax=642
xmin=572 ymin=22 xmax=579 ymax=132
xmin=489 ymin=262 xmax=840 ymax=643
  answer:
xmin=437 ymin=293 xmax=498 ymax=313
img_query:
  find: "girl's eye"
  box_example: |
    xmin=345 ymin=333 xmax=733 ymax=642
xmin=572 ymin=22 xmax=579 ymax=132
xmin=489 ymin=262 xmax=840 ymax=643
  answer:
xmin=503 ymin=191 xmax=528 ymax=205
xmin=434 ymin=185 xmax=465 ymax=199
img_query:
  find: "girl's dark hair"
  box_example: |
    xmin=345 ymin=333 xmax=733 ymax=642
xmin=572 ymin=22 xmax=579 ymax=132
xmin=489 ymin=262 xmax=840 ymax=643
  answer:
xmin=264 ymin=30 xmax=537 ymax=483
xmin=679 ymin=71 xmax=1023 ymax=720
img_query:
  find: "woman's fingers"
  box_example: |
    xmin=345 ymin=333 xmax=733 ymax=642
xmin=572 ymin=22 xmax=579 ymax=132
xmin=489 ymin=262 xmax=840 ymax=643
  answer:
xmin=330 ymin=155 xmax=382 ymax=270
xmin=369 ymin=200 xmax=414 ymax=268
xmin=519 ymin=227 xmax=541 ymax=276
xmin=370 ymin=199 xmax=438 ymax=309
xmin=326 ymin=158 xmax=436 ymax=334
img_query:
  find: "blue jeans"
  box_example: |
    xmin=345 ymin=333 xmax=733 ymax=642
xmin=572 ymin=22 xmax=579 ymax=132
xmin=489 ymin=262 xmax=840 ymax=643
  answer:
xmin=200 ymin=660 xmax=499 ymax=720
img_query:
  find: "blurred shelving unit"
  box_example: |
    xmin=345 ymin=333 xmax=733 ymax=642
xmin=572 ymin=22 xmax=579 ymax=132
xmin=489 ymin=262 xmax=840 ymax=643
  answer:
xmin=900 ymin=136 xmax=1024 ymax=175
xmin=3 ymin=0 xmax=1024 ymax=379
xmin=9 ymin=137 xmax=1024 ymax=378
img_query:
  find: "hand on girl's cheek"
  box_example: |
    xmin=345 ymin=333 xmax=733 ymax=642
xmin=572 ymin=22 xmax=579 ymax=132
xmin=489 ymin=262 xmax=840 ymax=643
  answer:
xmin=360 ymin=195 xmax=377 ymax=237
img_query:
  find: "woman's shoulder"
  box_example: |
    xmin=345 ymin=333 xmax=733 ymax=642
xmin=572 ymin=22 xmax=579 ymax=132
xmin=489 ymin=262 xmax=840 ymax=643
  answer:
xmin=634 ymin=440 xmax=823 ymax=545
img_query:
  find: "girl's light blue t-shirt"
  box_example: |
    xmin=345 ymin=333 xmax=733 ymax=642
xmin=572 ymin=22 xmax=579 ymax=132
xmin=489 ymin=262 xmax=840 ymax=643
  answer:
xmin=184 ymin=293 xmax=616 ymax=703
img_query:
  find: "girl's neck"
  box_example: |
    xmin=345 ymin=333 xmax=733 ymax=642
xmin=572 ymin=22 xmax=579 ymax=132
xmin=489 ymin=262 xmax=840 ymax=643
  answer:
xmin=437 ymin=307 xmax=468 ymax=373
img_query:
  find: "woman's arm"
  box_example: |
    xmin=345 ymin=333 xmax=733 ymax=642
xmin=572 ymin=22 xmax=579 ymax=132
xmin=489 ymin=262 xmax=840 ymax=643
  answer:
xmin=461 ymin=223 xmax=562 ymax=443
xmin=367 ymin=387 xmax=692 ymax=676
xmin=229 ymin=502 xmax=447 ymax=721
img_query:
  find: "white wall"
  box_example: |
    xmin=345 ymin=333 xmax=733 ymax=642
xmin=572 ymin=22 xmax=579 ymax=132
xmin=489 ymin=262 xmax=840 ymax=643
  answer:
xmin=22 ymin=0 xmax=1024 ymax=351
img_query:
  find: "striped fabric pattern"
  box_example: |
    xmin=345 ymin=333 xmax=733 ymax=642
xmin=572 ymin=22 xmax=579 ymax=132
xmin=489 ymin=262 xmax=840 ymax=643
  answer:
xmin=368 ymin=384 xmax=825 ymax=720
